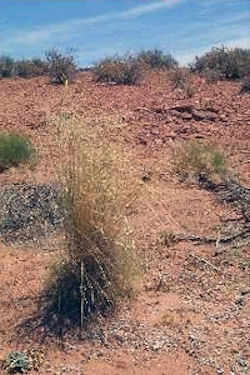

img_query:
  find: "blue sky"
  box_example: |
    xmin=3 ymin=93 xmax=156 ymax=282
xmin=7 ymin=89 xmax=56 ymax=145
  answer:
xmin=0 ymin=0 xmax=249 ymax=66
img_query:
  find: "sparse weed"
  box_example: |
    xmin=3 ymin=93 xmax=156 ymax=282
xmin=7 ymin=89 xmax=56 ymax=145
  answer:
xmin=172 ymin=140 xmax=229 ymax=184
xmin=0 ymin=132 xmax=35 ymax=172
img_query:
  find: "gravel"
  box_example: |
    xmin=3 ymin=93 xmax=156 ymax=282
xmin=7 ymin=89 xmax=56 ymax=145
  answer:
xmin=0 ymin=183 xmax=65 ymax=243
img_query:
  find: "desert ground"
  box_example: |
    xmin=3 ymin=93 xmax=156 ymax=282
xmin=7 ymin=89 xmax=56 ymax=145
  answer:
xmin=0 ymin=70 xmax=249 ymax=374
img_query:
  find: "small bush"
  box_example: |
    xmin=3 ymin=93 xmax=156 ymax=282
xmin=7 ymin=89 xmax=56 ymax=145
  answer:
xmin=93 ymin=55 xmax=144 ymax=85
xmin=0 ymin=132 xmax=35 ymax=171
xmin=45 ymin=49 xmax=77 ymax=84
xmin=15 ymin=58 xmax=48 ymax=78
xmin=169 ymin=67 xmax=195 ymax=97
xmin=169 ymin=67 xmax=191 ymax=88
xmin=40 ymin=116 xmax=140 ymax=334
xmin=136 ymin=49 xmax=178 ymax=70
xmin=172 ymin=140 xmax=228 ymax=184
xmin=0 ymin=55 xmax=16 ymax=78
xmin=190 ymin=46 xmax=250 ymax=80
xmin=241 ymin=75 xmax=250 ymax=94
xmin=201 ymin=68 xmax=224 ymax=83
xmin=2 ymin=351 xmax=31 ymax=374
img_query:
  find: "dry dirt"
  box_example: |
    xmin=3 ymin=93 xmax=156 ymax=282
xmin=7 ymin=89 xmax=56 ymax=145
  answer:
xmin=0 ymin=71 xmax=249 ymax=375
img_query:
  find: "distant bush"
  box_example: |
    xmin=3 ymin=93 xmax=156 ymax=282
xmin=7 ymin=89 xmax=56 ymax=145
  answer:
xmin=93 ymin=55 xmax=144 ymax=85
xmin=15 ymin=58 xmax=48 ymax=78
xmin=45 ymin=49 xmax=77 ymax=84
xmin=241 ymin=75 xmax=250 ymax=94
xmin=40 ymin=116 xmax=140 ymax=334
xmin=190 ymin=46 xmax=250 ymax=80
xmin=0 ymin=132 xmax=35 ymax=171
xmin=169 ymin=67 xmax=195 ymax=97
xmin=0 ymin=55 xmax=48 ymax=79
xmin=0 ymin=55 xmax=16 ymax=78
xmin=201 ymin=68 xmax=223 ymax=83
xmin=169 ymin=67 xmax=191 ymax=88
xmin=136 ymin=49 xmax=178 ymax=70
xmin=172 ymin=140 xmax=228 ymax=184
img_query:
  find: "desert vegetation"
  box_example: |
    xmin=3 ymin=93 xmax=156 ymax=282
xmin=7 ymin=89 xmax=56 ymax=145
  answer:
xmin=93 ymin=54 xmax=145 ymax=85
xmin=172 ymin=140 xmax=229 ymax=184
xmin=190 ymin=46 xmax=250 ymax=81
xmin=39 ymin=115 xmax=140 ymax=335
xmin=0 ymin=46 xmax=249 ymax=375
xmin=0 ymin=132 xmax=35 ymax=172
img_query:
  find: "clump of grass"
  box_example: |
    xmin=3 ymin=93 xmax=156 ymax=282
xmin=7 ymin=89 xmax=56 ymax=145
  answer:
xmin=172 ymin=140 xmax=229 ymax=184
xmin=0 ymin=132 xmax=35 ymax=172
xmin=93 ymin=55 xmax=144 ymax=85
xmin=40 ymin=115 xmax=140 ymax=334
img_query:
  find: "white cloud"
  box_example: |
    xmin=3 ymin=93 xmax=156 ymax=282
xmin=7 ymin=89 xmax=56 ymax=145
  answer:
xmin=2 ymin=0 xmax=183 ymax=47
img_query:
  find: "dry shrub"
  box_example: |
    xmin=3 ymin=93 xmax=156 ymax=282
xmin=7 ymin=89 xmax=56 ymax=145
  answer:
xmin=240 ymin=75 xmax=250 ymax=94
xmin=136 ymin=49 xmax=178 ymax=70
xmin=46 ymin=49 xmax=77 ymax=85
xmin=172 ymin=140 xmax=229 ymax=185
xmin=93 ymin=55 xmax=145 ymax=85
xmin=0 ymin=55 xmax=16 ymax=78
xmin=15 ymin=58 xmax=48 ymax=78
xmin=169 ymin=67 xmax=195 ymax=97
xmin=41 ymin=115 xmax=140 ymax=333
xmin=190 ymin=46 xmax=250 ymax=80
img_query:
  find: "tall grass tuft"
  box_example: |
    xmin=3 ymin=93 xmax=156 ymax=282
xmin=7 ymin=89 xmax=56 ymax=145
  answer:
xmin=41 ymin=115 xmax=140 ymax=334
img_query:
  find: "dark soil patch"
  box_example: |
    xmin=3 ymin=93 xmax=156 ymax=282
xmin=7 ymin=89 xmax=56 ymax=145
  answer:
xmin=0 ymin=184 xmax=64 ymax=243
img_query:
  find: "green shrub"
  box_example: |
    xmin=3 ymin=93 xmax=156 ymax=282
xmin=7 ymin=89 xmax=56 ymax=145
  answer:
xmin=40 ymin=116 xmax=140 ymax=334
xmin=136 ymin=49 xmax=178 ymax=70
xmin=190 ymin=46 xmax=250 ymax=80
xmin=0 ymin=55 xmax=16 ymax=78
xmin=0 ymin=132 xmax=35 ymax=171
xmin=172 ymin=140 xmax=228 ymax=184
xmin=45 ymin=49 xmax=77 ymax=84
xmin=93 ymin=55 xmax=144 ymax=85
xmin=3 ymin=351 xmax=31 ymax=374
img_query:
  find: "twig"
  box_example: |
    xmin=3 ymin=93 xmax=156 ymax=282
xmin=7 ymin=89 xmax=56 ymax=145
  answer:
xmin=189 ymin=253 xmax=219 ymax=272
